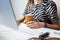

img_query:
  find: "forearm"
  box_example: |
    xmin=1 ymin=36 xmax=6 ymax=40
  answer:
xmin=38 ymin=22 xmax=60 ymax=30
xmin=47 ymin=23 xmax=60 ymax=30
xmin=17 ymin=17 xmax=25 ymax=23
xmin=17 ymin=16 xmax=25 ymax=25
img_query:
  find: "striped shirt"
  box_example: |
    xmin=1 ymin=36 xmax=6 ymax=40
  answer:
xmin=23 ymin=1 xmax=59 ymax=24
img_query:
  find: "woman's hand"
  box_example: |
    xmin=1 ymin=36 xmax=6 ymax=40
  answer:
xmin=27 ymin=21 xmax=44 ymax=29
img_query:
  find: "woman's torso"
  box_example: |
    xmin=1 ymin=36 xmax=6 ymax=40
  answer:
xmin=24 ymin=1 xmax=58 ymax=24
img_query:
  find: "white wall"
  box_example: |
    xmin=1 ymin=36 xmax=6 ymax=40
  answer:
xmin=11 ymin=0 xmax=60 ymax=19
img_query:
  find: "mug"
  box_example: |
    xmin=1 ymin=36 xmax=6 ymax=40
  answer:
xmin=25 ymin=14 xmax=34 ymax=26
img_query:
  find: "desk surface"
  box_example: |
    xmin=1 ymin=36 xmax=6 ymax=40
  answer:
xmin=0 ymin=24 xmax=60 ymax=40
xmin=0 ymin=24 xmax=33 ymax=40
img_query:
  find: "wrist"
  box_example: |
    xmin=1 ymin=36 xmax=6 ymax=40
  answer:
xmin=38 ymin=22 xmax=45 ymax=28
xmin=44 ymin=22 xmax=47 ymax=28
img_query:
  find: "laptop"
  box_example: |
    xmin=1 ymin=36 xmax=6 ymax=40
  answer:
xmin=0 ymin=0 xmax=17 ymax=29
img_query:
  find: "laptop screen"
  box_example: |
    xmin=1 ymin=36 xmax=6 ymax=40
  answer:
xmin=0 ymin=0 xmax=17 ymax=29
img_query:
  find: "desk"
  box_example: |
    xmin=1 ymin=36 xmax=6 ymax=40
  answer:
xmin=0 ymin=24 xmax=34 ymax=40
xmin=0 ymin=24 xmax=60 ymax=40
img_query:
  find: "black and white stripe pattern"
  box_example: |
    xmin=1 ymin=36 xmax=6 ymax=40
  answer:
xmin=23 ymin=1 xmax=59 ymax=24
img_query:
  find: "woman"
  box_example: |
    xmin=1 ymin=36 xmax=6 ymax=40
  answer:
xmin=17 ymin=0 xmax=60 ymax=30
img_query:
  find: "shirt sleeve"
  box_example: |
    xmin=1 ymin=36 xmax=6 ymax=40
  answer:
xmin=49 ymin=1 xmax=59 ymax=23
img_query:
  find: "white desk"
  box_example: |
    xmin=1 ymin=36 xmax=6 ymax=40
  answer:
xmin=0 ymin=24 xmax=60 ymax=40
xmin=0 ymin=24 xmax=34 ymax=40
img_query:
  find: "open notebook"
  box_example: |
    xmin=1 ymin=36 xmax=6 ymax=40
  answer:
xmin=18 ymin=23 xmax=60 ymax=38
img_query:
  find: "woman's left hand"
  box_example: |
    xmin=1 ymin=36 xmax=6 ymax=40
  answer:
xmin=27 ymin=21 xmax=44 ymax=29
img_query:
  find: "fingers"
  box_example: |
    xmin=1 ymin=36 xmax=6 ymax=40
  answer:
xmin=27 ymin=24 xmax=37 ymax=29
xmin=26 ymin=21 xmax=44 ymax=29
xmin=27 ymin=21 xmax=39 ymax=29
xmin=27 ymin=21 xmax=35 ymax=27
xmin=26 ymin=21 xmax=35 ymax=29
xmin=27 ymin=21 xmax=35 ymax=24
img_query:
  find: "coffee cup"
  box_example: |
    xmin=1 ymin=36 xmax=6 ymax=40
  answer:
xmin=25 ymin=14 xmax=34 ymax=26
